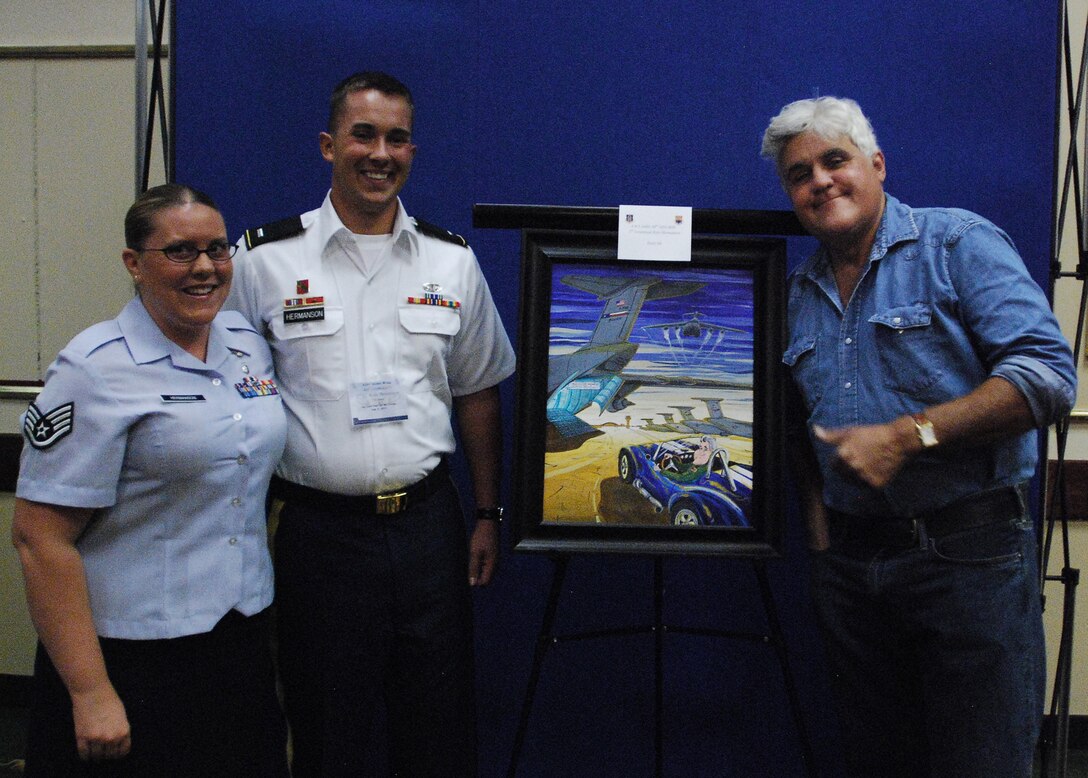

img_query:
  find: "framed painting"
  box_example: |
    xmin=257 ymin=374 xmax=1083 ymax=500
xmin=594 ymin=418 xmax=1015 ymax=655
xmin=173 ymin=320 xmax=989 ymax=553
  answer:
xmin=511 ymin=229 xmax=787 ymax=557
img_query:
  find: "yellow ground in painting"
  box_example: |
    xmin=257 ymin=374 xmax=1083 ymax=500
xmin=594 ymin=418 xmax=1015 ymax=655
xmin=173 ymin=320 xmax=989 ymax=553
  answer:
xmin=542 ymin=426 xmax=753 ymax=525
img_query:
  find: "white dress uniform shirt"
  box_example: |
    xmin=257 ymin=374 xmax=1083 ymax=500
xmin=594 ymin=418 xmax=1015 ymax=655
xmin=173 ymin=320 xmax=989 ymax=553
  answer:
xmin=228 ymin=194 xmax=515 ymax=496
xmin=17 ymin=298 xmax=287 ymax=639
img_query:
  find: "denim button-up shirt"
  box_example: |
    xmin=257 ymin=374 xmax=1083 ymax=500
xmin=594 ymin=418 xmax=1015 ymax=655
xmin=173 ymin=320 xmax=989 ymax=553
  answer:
xmin=782 ymin=194 xmax=1075 ymax=517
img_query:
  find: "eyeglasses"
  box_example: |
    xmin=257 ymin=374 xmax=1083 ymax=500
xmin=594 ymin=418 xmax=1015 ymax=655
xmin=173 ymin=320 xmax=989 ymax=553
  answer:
xmin=138 ymin=241 xmax=238 ymax=263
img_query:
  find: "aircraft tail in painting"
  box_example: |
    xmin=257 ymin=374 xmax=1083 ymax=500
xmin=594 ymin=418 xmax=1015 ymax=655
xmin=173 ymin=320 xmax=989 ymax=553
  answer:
xmin=693 ymin=397 xmax=754 ymax=438
xmin=545 ymin=274 xmax=706 ymax=441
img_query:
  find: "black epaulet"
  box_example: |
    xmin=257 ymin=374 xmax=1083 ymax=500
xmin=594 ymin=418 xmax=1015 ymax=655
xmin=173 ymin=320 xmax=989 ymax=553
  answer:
xmin=413 ymin=218 xmax=468 ymax=248
xmin=243 ymin=215 xmax=305 ymax=250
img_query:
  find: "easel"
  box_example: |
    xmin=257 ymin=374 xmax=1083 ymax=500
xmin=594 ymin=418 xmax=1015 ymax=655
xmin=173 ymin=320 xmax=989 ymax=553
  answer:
xmin=472 ymin=203 xmax=812 ymax=775
xmin=506 ymin=554 xmax=817 ymax=777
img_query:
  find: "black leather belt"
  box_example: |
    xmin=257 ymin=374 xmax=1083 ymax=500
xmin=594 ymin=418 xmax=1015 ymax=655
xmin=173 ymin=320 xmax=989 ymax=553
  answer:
xmin=271 ymin=459 xmax=449 ymax=516
xmin=827 ymin=483 xmax=1025 ymax=548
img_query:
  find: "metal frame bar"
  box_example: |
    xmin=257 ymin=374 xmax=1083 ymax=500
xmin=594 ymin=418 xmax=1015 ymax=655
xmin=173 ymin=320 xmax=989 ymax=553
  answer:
xmin=1040 ymin=3 xmax=1084 ymax=775
xmin=135 ymin=0 xmax=172 ymax=194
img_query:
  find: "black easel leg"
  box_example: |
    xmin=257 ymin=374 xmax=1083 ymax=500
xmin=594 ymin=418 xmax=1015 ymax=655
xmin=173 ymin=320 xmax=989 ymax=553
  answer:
xmin=508 ymin=554 xmax=569 ymax=778
xmin=753 ymin=560 xmax=818 ymax=777
xmin=1044 ymin=566 xmax=1079 ymax=778
xmin=654 ymin=556 xmax=665 ymax=778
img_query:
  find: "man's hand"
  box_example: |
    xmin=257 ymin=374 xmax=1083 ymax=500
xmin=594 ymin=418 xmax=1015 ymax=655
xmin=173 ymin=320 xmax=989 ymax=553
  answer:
xmin=467 ymin=518 xmax=499 ymax=587
xmin=71 ymin=684 xmax=131 ymax=762
xmin=814 ymin=419 xmax=916 ymax=490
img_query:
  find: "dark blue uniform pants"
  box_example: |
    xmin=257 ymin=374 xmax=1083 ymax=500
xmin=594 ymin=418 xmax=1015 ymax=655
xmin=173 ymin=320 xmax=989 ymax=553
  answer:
xmin=274 ymin=478 xmax=477 ymax=777
xmin=25 ymin=608 xmax=289 ymax=777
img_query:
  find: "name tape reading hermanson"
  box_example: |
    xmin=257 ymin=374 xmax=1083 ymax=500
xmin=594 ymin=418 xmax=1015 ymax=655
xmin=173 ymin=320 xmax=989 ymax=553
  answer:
xmin=284 ymin=307 xmax=325 ymax=324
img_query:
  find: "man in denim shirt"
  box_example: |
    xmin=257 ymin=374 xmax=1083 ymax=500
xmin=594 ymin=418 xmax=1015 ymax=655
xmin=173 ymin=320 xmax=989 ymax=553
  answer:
xmin=762 ymin=97 xmax=1076 ymax=777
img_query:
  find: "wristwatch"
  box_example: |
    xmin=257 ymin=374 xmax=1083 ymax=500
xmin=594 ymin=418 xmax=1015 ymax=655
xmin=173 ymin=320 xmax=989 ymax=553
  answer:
xmin=911 ymin=412 xmax=938 ymax=448
xmin=476 ymin=507 xmax=504 ymax=523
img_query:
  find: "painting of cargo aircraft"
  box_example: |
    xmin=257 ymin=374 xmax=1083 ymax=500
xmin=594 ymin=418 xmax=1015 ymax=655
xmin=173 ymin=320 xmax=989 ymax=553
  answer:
xmin=546 ymin=265 xmax=754 ymax=443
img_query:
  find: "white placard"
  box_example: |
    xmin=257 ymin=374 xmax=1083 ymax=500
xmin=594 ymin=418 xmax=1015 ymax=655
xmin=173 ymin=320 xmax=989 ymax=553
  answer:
xmin=617 ymin=204 xmax=693 ymax=262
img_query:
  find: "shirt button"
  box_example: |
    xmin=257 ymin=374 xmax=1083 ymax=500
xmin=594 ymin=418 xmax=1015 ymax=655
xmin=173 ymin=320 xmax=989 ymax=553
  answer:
xmin=229 ymin=537 xmax=238 ymax=545
xmin=892 ymin=317 xmax=901 ymax=324
xmin=844 ymin=382 xmax=852 ymax=389
xmin=233 ymin=413 xmax=242 ymax=421
xmin=212 ymin=378 xmax=222 ymax=386
xmin=237 ymin=455 xmax=248 ymax=465
xmin=845 ymin=337 xmax=853 ymax=345
xmin=231 ymin=497 xmax=242 ymax=507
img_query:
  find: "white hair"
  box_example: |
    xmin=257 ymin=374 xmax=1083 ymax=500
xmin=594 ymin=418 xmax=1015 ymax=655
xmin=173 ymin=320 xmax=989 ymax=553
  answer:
xmin=761 ymin=96 xmax=880 ymax=163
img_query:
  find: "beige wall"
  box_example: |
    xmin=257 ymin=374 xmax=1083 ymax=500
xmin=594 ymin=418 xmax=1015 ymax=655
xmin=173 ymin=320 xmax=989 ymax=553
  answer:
xmin=0 ymin=2 xmax=137 ymax=45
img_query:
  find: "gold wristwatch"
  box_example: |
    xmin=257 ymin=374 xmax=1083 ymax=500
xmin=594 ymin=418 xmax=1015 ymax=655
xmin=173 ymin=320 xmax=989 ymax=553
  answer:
xmin=911 ymin=412 xmax=938 ymax=448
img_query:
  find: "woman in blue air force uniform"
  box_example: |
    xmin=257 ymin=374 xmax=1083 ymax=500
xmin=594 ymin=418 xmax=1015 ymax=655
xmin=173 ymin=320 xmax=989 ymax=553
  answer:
xmin=12 ymin=184 xmax=289 ymax=776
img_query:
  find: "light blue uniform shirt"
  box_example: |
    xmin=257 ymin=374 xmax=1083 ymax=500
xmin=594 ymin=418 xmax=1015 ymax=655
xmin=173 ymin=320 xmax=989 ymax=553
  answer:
xmin=17 ymin=298 xmax=287 ymax=639
xmin=783 ymin=195 xmax=1076 ymax=518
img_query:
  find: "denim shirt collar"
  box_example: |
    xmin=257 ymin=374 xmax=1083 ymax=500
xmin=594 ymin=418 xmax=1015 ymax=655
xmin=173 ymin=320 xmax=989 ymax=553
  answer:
xmin=872 ymin=194 xmax=919 ymax=260
xmin=801 ymin=194 xmax=918 ymax=287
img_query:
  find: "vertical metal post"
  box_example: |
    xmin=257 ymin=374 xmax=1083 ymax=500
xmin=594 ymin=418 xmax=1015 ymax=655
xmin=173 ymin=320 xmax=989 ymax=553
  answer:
xmin=134 ymin=0 xmax=148 ymax=195
xmin=1043 ymin=3 xmax=1086 ymax=775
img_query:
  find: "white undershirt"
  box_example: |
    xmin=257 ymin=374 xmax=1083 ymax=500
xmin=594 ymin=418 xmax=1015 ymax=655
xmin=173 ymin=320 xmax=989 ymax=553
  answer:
xmin=351 ymin=232 xmax=394 ymax=277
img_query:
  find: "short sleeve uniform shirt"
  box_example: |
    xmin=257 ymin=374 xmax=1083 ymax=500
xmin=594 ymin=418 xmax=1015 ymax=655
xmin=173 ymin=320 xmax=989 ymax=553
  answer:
xmin=17 ymin=298 xmax=287 ymax=639
xmin=228 ymin=194 xmax=515 ymax=496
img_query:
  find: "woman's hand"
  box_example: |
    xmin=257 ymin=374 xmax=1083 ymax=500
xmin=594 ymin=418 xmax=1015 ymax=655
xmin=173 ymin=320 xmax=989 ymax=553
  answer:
xmin=71 ymin=684 xmax=131 ymax=761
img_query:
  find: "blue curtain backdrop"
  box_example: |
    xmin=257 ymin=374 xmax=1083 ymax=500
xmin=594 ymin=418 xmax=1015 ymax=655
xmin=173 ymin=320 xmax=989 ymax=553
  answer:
xmin=174 ymin=2 xmax=1059 ymax=775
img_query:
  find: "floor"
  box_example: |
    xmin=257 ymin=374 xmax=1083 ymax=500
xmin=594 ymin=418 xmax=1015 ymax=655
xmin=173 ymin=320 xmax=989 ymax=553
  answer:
xmin=0 ymin=706 xmax=24 ymax=776
xmin=0 ymin=702 xmax=1085 ymax=776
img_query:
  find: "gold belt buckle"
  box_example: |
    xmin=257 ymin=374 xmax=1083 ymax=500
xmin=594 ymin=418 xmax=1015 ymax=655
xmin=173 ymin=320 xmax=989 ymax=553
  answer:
xmin=376 ymin=491 xmax=408 ymax=515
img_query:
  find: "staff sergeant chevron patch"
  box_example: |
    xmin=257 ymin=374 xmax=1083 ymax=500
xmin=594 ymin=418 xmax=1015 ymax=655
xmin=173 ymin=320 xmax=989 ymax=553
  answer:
xmin=23 ymin=401 xmax=75 ymax=449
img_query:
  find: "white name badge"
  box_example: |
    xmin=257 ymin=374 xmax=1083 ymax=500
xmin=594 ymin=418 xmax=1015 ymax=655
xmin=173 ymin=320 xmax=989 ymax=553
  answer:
xmin=349 ymin=378 xmax=408 ymax=426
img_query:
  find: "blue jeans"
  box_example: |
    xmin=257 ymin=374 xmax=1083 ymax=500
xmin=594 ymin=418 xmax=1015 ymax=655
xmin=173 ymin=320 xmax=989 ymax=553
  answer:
xmin=810 ymin=488 xmax=1044 ymax=778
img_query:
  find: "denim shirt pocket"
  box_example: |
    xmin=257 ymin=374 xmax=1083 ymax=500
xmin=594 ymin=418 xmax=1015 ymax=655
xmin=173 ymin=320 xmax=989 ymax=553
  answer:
xmin=870 ymin=304 xmax=944 ymax=397
xmin=783 ymin=336 xmax=822 ymax=407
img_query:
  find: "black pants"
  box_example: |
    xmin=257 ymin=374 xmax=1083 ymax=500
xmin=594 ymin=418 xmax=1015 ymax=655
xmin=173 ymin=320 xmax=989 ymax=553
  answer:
xmin=274 ymin=478 xmax=478 ymax=777
xmin=25 ymin=608 xmax=289 ymax=777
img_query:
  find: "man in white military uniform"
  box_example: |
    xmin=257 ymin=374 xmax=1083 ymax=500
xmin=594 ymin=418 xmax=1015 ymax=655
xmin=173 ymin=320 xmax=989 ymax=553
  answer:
xmin=228 ymin=71 xmax=515 ymax=777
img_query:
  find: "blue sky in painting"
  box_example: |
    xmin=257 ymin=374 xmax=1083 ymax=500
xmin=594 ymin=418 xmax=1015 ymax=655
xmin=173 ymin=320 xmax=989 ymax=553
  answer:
xmin=549 ymin=263 xmax=755 ymax=386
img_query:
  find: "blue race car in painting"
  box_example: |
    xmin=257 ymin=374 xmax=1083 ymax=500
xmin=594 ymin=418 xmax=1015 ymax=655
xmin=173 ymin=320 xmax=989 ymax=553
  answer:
xmin=617 ymin=435 xmax=752 ymax=527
